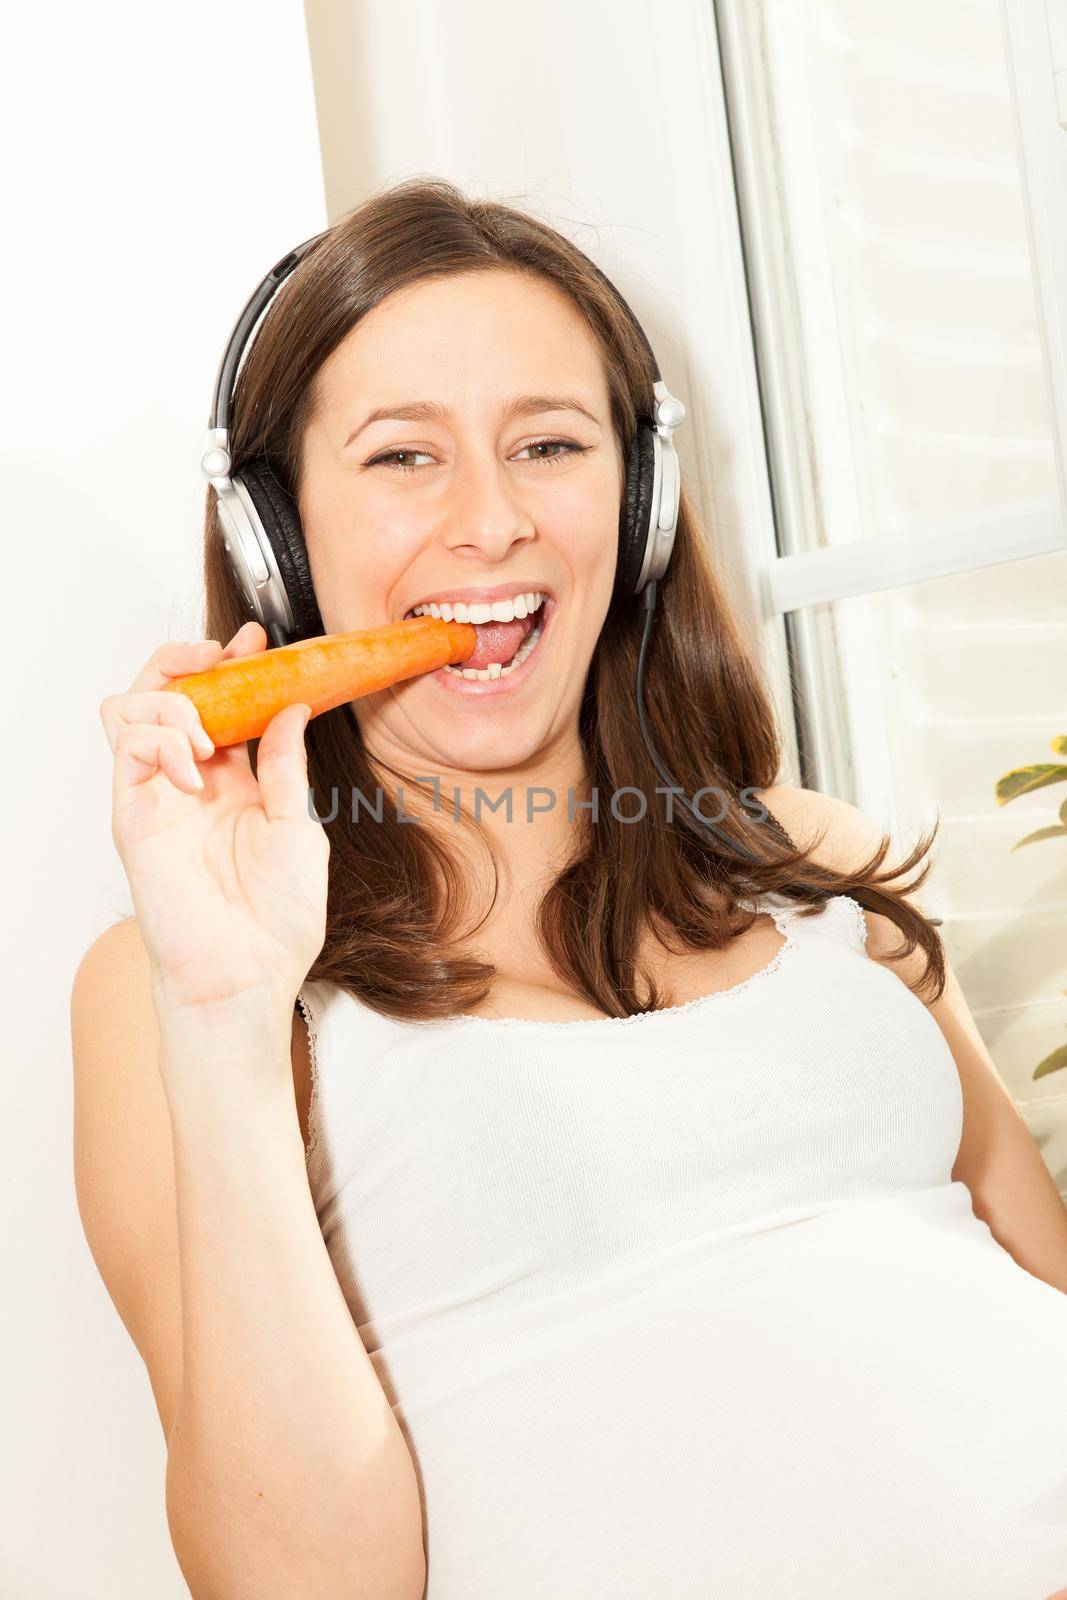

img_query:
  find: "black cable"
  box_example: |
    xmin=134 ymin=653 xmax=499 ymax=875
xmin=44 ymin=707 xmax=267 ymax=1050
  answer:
xmin=635 ymin=580 xmax=763 ymax=866
xmin=634 ymin=589 xmax=947 ymax=927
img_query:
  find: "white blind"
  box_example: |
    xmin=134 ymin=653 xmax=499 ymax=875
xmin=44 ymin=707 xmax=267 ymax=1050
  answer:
xmin=718 ymin=0 xmax=1067 ymax=1176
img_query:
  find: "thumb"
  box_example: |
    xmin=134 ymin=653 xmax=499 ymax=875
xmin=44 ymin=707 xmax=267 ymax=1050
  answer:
xmin=256 ymin=702 xmax=314 ymax=825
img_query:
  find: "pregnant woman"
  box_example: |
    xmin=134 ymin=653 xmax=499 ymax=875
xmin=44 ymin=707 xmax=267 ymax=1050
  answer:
xmin=72 ymin=177 xmax=1067 ymax=1599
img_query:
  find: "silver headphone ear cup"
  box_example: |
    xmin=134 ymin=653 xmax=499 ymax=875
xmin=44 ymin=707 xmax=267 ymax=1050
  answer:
xmin=614 ymin=425 xmax=659 ymax=599
xmin=214 ymin=475 xmax=298 ymax=641
xmin=633 ymin=429 xmax=680 ymax=593
xmin=238 ymin=461 xmax=325 ymax=643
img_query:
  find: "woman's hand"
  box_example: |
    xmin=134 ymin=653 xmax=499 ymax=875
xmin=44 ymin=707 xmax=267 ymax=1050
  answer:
xmin=100 ymin=621 xmax=330 ymax=1026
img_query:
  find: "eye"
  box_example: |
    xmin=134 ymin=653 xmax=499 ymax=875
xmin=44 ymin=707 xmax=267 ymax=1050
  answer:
xmin=363 ymin=438 xmax=590 ymax=475
xmin=364 ymin=448 xmax=434 ymax=474
xmin=515 ymin=438 xmax=589 ymax=467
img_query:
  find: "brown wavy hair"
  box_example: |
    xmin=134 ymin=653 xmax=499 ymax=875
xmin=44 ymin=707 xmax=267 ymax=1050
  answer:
xmin=202 ymin=174 xmax=945 ymax=1021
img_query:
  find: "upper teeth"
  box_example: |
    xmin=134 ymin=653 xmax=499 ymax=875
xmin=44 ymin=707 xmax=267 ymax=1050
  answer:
xmin=407 ymin=590 xmax=545 ymax=624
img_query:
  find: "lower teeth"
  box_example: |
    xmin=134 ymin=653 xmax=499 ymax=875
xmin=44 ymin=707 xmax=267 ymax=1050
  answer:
xmin=444 ymin=614 xmax=544 ymax=680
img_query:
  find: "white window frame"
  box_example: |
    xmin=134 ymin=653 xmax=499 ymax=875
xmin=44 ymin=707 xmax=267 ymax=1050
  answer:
xmin=712 ymin=0 xmax=1067 ymax=811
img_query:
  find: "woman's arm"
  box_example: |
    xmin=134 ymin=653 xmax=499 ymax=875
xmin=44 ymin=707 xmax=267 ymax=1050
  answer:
xmin=758 ymin=784 xmax=1067 ymax=1296
xmin=71 ymin=920 xmax=426 ymax=1600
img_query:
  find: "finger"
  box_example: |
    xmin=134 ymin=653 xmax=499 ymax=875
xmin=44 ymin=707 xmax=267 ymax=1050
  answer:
xmin=217 ymin=620 xmax=268 ymax=661
xmin=126 ymin=621 xmax=265 ymax=695
xmin=200 ymin=622 xmax=268 ymax=774
xmin=255 ymin=702 xmax=314 ymax=825
xmin=99 ymin=688 xmax=216 ymax=761
xmin=130 ymin=638 xmax=226 ymax=695
xmin=114 ymin=723 xmax=206 ymax=794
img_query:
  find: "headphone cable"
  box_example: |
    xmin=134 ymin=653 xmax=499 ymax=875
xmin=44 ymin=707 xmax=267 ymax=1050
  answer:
xmin=635 ymin=580 xmax=763 ymax=866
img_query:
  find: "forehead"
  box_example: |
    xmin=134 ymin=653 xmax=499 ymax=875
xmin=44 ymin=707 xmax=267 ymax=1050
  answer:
xmin=314 ymin=268 xmax=610 ymax=415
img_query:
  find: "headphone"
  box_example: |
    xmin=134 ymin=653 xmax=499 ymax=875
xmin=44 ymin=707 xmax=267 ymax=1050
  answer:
xmin=199 ymin=227 xmax=773 ymax=867
xmin=200 ymin=230 xmax=686 ymax=644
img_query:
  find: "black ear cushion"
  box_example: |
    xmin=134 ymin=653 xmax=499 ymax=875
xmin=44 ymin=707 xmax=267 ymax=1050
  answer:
xmin=238 ymin=460 xmax=325 ymax=642
xmin=615 ymin=425 xmax=657 ymax=599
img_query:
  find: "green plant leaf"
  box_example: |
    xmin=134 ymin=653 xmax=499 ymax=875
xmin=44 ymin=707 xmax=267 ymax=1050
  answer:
xmin=1034 ymin=1042 xmax=1067 ymax=1081
xmin=996 ymin=764 xmax=1067 ymax=804
xmin=1011 ymin=824 xmax=1067 ymax=850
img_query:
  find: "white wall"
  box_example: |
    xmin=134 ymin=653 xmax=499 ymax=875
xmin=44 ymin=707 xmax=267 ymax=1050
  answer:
xmin=2 ymin=3 xmax=326 ymax=1594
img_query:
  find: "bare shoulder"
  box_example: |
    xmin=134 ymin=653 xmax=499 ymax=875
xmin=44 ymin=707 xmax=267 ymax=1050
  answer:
xmin=70 ymin=916 xmax=183 ymax=1440
xmin=70 ymin=916 xmax=160 ymax=1062
xmin=71 ymin=918 xmax=311 ymax=1143
xmin=70 ymin=918 xmax=311 ymax=1442
xmin=72 ymin=912 xmax=148 ymax=980
xmin=751 ymin=784 xmax=933 ymax=966
xmin=751 ymin=783 xmax=886 ymax=870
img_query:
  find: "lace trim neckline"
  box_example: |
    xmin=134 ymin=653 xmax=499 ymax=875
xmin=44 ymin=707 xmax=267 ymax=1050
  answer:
xmin=421 ymin=897 xmax=800 ymax=1032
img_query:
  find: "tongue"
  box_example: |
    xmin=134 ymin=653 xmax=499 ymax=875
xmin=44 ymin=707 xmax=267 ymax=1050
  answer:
xmin=461 ymin=612 xmax=535 ymax=670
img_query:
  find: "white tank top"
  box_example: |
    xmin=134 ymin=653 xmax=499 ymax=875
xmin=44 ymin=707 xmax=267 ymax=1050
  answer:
xmin=297 ymin=892 xmax=1067 ymax=1598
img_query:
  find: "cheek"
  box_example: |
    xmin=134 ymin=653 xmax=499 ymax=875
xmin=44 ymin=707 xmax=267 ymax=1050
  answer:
xmin=551 ymin=462 xmax=622 ymax=570
xmin=301 ymin=501 xmax=424 ymax=630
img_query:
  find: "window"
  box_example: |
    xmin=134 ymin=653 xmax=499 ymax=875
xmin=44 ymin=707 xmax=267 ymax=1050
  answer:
xmin=716 ymin=0 xmax=1067 ymax=1180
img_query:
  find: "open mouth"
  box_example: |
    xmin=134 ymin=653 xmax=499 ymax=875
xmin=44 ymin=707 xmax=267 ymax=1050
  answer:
xmin=403 ymin=591 xmax=551 ymax=683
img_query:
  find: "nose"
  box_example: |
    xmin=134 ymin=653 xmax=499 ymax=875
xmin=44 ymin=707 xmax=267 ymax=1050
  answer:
xmin=438 ymin=448 xmax=536 ymax=564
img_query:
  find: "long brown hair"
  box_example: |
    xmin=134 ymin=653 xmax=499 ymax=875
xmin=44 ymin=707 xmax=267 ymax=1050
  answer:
xmin=203 ymin=174 xmax=945 ymax=1021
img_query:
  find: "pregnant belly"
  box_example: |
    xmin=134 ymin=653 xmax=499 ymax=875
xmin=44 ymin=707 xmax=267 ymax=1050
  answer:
xmin=377 ymin=1184 xmax=1067 ymax=1600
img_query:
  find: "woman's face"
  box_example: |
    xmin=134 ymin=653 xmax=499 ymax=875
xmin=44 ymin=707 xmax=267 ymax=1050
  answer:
xmin=298 ymin=267 xmax=623 ymax=776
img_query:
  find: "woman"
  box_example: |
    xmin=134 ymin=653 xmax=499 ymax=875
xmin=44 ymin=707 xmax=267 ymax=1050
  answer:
xmin=73 ymin=178 xmax=1067 ymax=1599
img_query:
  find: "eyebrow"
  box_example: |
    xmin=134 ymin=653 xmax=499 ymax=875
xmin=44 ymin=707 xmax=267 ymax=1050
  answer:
xmin=342 ymin=393 xmax=603 ymax=450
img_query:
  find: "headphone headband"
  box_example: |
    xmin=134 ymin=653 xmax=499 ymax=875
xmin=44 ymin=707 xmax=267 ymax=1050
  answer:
xmin=201 ymin=219 xmax=686 ymax=646
xmin=208 ymin=233 xmax=327 ymax=436
xmin=205 ymin=231 xmax=683 ymax=455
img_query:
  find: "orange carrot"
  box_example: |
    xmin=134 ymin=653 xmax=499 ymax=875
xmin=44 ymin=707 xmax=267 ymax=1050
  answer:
xmin=161 ymin=617 xmax=477 ymax=747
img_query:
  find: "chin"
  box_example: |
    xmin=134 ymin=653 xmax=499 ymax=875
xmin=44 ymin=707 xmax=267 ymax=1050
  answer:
xmin=427 ymin=719 xmax=547 ymax=775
